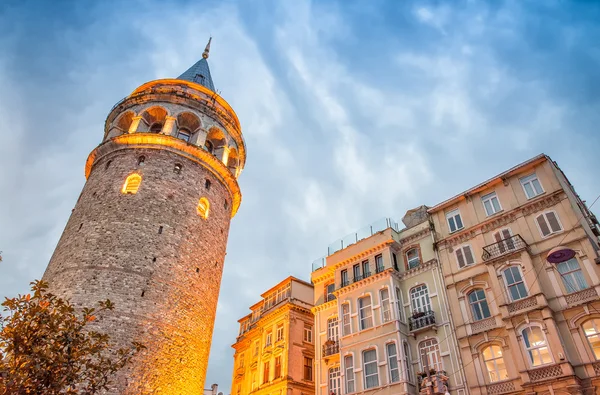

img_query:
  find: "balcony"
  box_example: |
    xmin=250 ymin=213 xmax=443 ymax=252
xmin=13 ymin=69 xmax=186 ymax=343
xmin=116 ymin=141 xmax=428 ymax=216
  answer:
xmin=418 ymin=370 xmax=449 ymax=394
xmin=322 ymin=340 xmax=339 ymax=357
xmin=409 ymin=310 xmax=436 ymax=332
xmin=482 ymin=234 xmax=528 ymax=261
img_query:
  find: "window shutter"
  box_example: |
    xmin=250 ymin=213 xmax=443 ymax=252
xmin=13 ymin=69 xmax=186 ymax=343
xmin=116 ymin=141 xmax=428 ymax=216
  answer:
xmin=536 ymin=215 xmax=550 ymax=236
xmin=494 ymin=231 xmax=502 ymax=242
xmin=502 ymin=229 xmax=511 ymax=239
xmin=546 ymin=212 xmax=561 ymax=232
xmin=464 ymin=246 xmax=475 ymax=265
xmin=456 ymin=248 xmax=465 ymax=267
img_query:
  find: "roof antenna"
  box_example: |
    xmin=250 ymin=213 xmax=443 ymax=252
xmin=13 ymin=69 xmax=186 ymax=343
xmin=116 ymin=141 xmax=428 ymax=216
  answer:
xmin=203 ymin=37 xmax=212 ymax=59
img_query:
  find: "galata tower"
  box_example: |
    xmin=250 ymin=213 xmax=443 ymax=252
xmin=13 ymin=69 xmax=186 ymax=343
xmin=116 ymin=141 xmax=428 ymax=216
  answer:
xmin=42 ymin=39 xmax=245 ymax=394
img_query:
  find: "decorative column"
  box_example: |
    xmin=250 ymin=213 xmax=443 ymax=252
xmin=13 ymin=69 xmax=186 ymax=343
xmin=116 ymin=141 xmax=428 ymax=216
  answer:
xmin=128 ymin=116 xmax=143 ymax=133
xmin=162 ymin=116 xmax=177 ymax=136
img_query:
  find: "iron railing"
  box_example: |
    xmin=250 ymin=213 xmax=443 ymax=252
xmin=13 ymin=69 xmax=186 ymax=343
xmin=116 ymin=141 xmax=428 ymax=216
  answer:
xmin=482 ymin=234 xmax=528 ymax=261
xmin=409 ymin=310 xmax=436 ymax=331
xmin=322 ymin=340 xmax=339 ymax=357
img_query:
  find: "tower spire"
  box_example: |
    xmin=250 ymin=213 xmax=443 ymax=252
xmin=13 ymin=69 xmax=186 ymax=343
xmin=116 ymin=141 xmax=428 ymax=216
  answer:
xmin=202 ymin=37 xmax=212 ymax=59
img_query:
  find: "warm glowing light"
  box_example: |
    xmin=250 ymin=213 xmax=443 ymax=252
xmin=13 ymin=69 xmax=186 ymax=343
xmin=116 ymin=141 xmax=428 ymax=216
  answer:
xmin=122 ymin=173 xmax=142 ymax=194
xmin=197 ymin=197 xmax=210 ymax=219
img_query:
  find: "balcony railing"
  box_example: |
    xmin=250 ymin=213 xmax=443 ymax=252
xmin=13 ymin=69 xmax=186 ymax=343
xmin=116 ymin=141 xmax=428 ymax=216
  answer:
xmin=482 ymin=234 xmax=528 ymax=261
xmin=409 ymin=310 xmax=436 ymax=331
xmin=322 ymin=340 xmax=339 ymax=357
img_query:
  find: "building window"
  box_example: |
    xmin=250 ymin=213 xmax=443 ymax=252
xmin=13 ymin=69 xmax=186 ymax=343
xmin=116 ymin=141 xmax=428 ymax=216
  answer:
xmin=150 ymin=123 xmax=163 ymax=133
xmin=137 ymin=155 xmax=145 ymax=166
xmin=395 ymin=287 xmax=404 ymax=321
xmin=327 ymin=317 xmax=339 ymax=341
xmin=469 ymin=289 xmax=491 ymax=321
xmin=253 ymin=341 xmax=259 ymax=357
xmin=419 ymin=339 xmax=442 ymax=372
xmin=353 ymin=264 xmax=361 ymax=281
xmin=325 ymin=282 xmax=336 ymax=302
xmin=520 ymin=173 xmax=544 ymax=199
xmin=197 ymin=197 xmax=210 ymax=219
xmin=410 ymin=284 xmax=431 ymax=314
xmin=380 ymin=288 xmax=391 ymax=323
xmin=251 ymin=372 xmax=257 ymax=390
xmin=482 ymin=345 xmax=508 ymax=382
xmin=341 ymin=303 xmax=351 ymax=336
xmin=362 ymin=260 xmax=371 ymax=278
xmin=341 ymin=269 xmax=349 ymax=287
xmin=122 ymin=174 xmax=142 ymax=194
xmin=375 ymin=254 xmax=384 ymax=273
xmin=263 ymin=360 xmax=270 ymax=384
xmin=238 ymin=352 xmax=245 ymax=368
xmin=535 ymin=211 xmax=563 ymax=237
xmin=557 ymin=258 xmax=588 ymax=293
xmin=276 ymin=323 xmax=284 ymax=342
xmin=274 ymin=356 xmax=282 ymax=378
xmin=303 ymin=357 xmax=313 ymax=381
xmin=393 ymin=252 xmax=399 ymax=270
xmin=358 ymin=296 xmax=373 ymax=330
xmin=344 ymin=355 xmax=355 ymax=393
xmin=455 ymin=245 xmax=475 ymax=268
xmin=177 ymin=128 xmax=191 ymax=142
xmin=236 ymin=384 xmax=240 ymax=395
xmin=173 ymin=163 xmax=182 ymax=174
xmin=387 ymin=343 xmax=400 ymax=383
xmin=522 ymin=326 xmax=552 ymax=367
xmin=493 ymin=228 xmax=515 ymax=253
xmin=363 ymin=349 xmax=379 ymax=389
xmin=482 ymin=192 xmax=502 ymax=216
xmin=403 ymin=342 xmax=412 ymax=382
xmin=406 ymin=248 xmax=421 ymax=269
xmin=303 ymin=325 xmax=313 ymax=343
xmin=265 ymin=331 xmax=272 ymax=347
xmin=446 ymin=209 xmax=464 ymax=233
xmin=503 ymin=266 xmax=528 ymax=301
xmin=328 ymin=366 xmax=341 ymax=395
xmin=205 ymin=140 xmax=214 ymax=154
xmin=583 ymin=319 xmax=600 ymax=359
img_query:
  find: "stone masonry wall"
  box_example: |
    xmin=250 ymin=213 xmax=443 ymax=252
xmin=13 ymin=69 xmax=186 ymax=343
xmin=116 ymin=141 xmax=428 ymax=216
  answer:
xmin=43 ymin=145 xmax=233 ymax=394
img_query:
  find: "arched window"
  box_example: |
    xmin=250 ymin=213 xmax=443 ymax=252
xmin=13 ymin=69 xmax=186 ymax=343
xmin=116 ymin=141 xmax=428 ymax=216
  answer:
xmin=582 ymin=319 xmax=600 ymax=359
xmin=205 ymin=140 xmax=214 ymax=154
xmin=380 ymin=288 xmax=391 ymax=323
xmin=344 ymin=355 xmax=355 ymax=393
xmin=362 ymin=349 xmax=379 ymax=389
xmin=327 ymin=317 xmax=339 ymax=341
xmin=502 ymin=266 xmax=528 ymax=301
xmin=410 ymin=284 xmax=431 ymax=313
xmin=521 ymin=326 xmax=552 ymax=367
xmin=122 ymin=174 xmax=142 ymax=194
xmin=482 ymin=345 xmax=508 ymax=382
xmin=341 ymin=303 xmax=351 ymax=336
xmin=419 ymin=339 xmax=442 ymax=372
xmin=468 ymin=289 xmax=491 ymax=321
xmin=177 ymin=128 xmax=191 ymax=142
xmin=386 ymin=342 xmax=400 ymax=383
xmin=197 ymin=197 xmax=210 ymax=219
xmin=328 ymin=366 xmax=341 ymax=395
xmin=150 ymin=123 xmax=163 ymax=133
xmin=137 ymin=155 xmax=145 ymax=166
xmin=406 ymin=248 xmax=420 ymax=269
xmin=358 ymin=296 xmax=373 ymax=330
xmin=557 ymin=258 xmax=588 ymax=293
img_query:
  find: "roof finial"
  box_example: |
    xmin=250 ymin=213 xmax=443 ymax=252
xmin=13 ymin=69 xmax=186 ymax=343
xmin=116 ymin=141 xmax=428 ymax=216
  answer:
xmin=202 ymin=37 xmax=212 ymax=59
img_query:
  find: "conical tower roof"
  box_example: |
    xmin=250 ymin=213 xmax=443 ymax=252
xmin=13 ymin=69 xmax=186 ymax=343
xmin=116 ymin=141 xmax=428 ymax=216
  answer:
xmin=177 ymin=38 xmax=215 ymax=91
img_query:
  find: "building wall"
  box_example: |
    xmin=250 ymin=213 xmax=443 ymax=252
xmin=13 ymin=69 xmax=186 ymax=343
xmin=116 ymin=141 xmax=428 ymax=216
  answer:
xmin=429 ymin=155 xmax=600 ymax=394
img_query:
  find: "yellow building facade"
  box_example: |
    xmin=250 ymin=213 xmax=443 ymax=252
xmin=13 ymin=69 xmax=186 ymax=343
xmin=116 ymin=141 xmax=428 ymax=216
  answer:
xmin=429 ymin=154 xmax=600 ymax=394
xmin=231 ymin=277 xmax=316 ymax=395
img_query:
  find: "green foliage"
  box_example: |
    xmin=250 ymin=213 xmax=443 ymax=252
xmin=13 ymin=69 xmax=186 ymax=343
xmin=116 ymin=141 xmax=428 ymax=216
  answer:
xmin=0 ymin=280 xmax=144 ymax=394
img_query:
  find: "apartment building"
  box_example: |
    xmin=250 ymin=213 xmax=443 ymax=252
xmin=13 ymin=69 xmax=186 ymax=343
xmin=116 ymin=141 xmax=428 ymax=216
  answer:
xmin=231 ymin=277 xmax=315 ymax=395
xmin=429 ymin=154 xmax=600 ymax=394
xmin=310 ymin=213 xmax=466 ymax=395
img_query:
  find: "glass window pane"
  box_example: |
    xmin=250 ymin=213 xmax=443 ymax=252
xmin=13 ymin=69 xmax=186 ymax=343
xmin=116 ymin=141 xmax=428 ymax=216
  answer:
xmin=484 ymin=200 xmax=493 ymax=215
xmin=524 ymin=183 xmax=534 ymax=198
xmin=455 ymin=214 xmax=463 ymax=229
xmin=532 ymin=179 xmax=542 ymax=194
xmin=492 ymin=198 xmax=501 ymax=212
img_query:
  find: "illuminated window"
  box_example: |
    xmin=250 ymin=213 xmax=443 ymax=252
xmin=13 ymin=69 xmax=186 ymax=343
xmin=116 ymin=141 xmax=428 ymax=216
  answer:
xmin=583 ymin=319 xmax=600 ymax=359
xmin=177 ymin=128 xmax=191 ymax=142
xmin=522 ymin=326 xmax=552 ymax=366
xmin=482 ymin=345 xmax=508 ymax=382
xmin=122 ymin=174 xmax=142 ymax=194
xmin=150 ymin=123 xmax=163 ymax=133
xmin=197 ymin=197 xmax=210 ymax=219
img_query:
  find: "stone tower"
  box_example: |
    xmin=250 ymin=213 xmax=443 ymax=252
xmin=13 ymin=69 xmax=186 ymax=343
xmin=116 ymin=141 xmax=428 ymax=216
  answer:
xmin=42 ymin=40 xmax=245 ymax=394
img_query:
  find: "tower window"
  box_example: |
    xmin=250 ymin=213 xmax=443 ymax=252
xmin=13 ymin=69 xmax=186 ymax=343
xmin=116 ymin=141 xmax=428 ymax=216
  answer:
xmin=194 ymin=74 xmax=206 ymax=84
xmin=205 ymin=179 xmax=211 ymax=190
xmin=138 ymin=156 xmax=145 ymax=166
xmin=158 ymin=226 xmax=163 ymax=234
xmin=105 ymin=160 xmax=112 ymax=170
xmin=177 ymin=128 xmax=191 ymax=142
xmin=122 ymin=174 xmax=142 ymax=194
xmin=197 ymin=197 xmax=210 ymax=219
xmin=174 ymin=163 xmax=182 ymax=174
xmin=205 ymin=140 xmax=214 ymax=154
xmin=150 ymin=123 xmax=163 ymax=133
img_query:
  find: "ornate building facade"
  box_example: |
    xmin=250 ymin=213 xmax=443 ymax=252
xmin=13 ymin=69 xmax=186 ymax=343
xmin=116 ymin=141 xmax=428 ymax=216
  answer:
xmin=310 ymin=214 xmax=466 ymax=395
xmin=42 ymin=41 xmax=245 ymax=394
xmin=231 ymin=277 xmax=315 ymax=395
xmin=429 ymin=154 xmax=600 ymax=394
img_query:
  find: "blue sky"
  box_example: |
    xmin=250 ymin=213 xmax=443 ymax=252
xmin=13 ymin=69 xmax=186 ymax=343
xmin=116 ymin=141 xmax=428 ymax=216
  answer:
xmin=1 ymin=0 xmax=599 ymax=393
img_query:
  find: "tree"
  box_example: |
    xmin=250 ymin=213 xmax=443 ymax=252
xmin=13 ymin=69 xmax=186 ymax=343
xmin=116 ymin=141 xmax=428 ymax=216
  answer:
xmin=0 ymin=280 xmax=144 ymax=394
